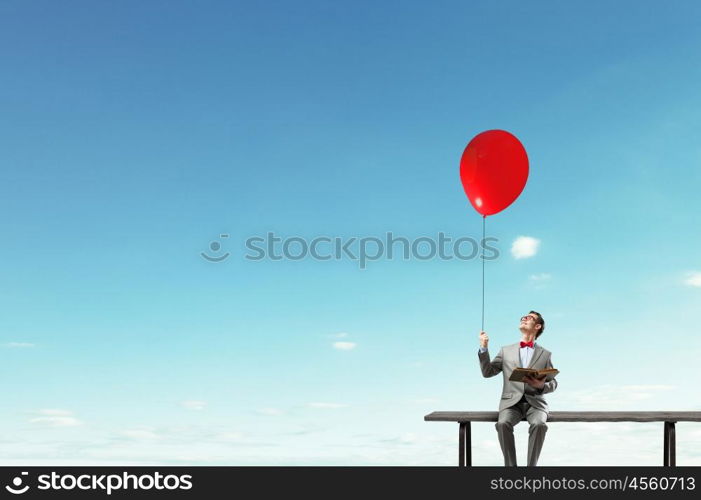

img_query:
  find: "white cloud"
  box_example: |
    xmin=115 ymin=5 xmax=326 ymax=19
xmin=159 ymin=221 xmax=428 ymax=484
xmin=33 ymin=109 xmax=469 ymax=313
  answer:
xmin=36 ymin=409 xmax=73 ymax=416
xmin=561 ymin=384 xmax=676 ymax=409
xmin=5 ymin=342 xmax=35 ymax=348
xmin=120 ymin=429 xmax=160 ymax=440
xmin=29 ymin=417 xmax=82 ymax=427
xmin=399 ymin=433 xmax=417 ymax=444
xmin=333 ymin=341 xmax=356 ymax=350
xmin=256 ymin=408 xmax=283 ymax=416
xmin=180 ymin=400 xmax=207 ymax=411
xmin=330 ymin=332 xmax=348 ymax=338
xmin=511 ymin=236 xmax=540 ymax=259
xmin=684 ymin=272 xmax=701 ymax=287
xmin=217 ymin=431 xmax=244 ymax=442
xmin=307 ymin=402 xmax=348 ymax=409
xmin=29 ymin=409 xmax=82 ymax=427
xmin=2 ymin=416 xmax=699 ymax=466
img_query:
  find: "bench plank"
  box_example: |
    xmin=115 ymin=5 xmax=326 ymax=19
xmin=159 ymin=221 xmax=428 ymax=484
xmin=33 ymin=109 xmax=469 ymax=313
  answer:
xmin=425 ymin=411 xmax=701 ymax=422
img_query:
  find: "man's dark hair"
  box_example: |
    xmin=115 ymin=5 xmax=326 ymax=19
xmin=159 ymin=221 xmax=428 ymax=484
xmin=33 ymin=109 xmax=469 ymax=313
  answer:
xmin=530 ymin=310 xmax=545 ymax=338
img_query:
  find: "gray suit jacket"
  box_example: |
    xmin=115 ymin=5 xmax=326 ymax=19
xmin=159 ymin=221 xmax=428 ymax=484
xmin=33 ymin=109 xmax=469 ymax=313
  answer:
xmin=478 ymin=343 xmax=558 ymax=412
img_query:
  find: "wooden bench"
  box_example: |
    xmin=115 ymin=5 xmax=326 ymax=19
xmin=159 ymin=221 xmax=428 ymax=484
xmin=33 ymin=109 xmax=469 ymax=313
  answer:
xmin=424 ymin=411 xmax=701 ymax=466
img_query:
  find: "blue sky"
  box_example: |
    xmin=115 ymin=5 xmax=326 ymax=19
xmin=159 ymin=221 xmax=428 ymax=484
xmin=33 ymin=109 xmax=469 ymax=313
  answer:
xmin=1 ymin=0 xmax=701 ymax=465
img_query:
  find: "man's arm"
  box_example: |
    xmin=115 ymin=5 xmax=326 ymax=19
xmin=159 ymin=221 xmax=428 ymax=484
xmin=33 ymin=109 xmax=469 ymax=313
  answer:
xmin=525 ymin=354 xmax=558 ymax=394
xmin=478 ymin=346 xmax=504 ymax=378
xmin=539 ymin=355 xmax=558 ymax=395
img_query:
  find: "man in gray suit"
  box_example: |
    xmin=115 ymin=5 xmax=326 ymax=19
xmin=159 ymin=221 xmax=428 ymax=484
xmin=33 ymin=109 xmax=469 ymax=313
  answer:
xmin=478 ymin=311 xmax=557 ymax=466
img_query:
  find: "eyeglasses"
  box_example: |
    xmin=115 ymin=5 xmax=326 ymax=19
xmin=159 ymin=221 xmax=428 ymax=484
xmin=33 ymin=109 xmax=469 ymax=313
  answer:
xmin=520 ymin=315 xmax=537 ymax=322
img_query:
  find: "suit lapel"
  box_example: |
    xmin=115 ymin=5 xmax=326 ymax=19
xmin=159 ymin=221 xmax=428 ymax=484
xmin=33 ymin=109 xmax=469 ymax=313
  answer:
xmin=511 ymin=344 xmax=522 ymax=367
xmin=527 ymin=344 xmax=544 ymax=368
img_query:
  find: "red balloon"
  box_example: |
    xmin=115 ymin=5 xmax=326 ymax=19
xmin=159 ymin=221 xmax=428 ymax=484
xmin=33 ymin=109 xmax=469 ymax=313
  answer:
xmin=459 ymin=130 xmax=529 ymax=216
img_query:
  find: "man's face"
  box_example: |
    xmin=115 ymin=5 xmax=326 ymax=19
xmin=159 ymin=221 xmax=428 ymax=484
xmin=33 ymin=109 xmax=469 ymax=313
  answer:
xmin=519 ymin=313 xmax=540 ymax=333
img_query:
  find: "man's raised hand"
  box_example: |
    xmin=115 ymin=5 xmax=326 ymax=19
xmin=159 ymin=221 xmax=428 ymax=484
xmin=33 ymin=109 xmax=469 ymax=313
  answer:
xmin=479 ymin=331 xmax=489 ymax=349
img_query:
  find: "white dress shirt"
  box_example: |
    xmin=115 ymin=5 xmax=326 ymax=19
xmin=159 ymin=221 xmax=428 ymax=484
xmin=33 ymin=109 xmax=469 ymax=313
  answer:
xmin=519 ymin=344 xmax=534 ymax=367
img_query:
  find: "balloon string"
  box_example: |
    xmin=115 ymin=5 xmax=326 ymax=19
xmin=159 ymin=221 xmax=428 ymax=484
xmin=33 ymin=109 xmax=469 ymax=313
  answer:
xmin=482 ymin=215 xmax=485 ymax=332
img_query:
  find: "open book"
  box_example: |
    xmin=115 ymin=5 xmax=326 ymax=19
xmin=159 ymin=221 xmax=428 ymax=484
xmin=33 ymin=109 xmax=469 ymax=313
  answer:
xmin=509 ymin=367 xmax=559 ymax=382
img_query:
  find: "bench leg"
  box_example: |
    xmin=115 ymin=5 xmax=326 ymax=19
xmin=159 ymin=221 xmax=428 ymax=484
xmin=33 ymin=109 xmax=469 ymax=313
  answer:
xmin=458 ymin=422 xmax=471 ymax=467
xmin=467 ymin=421 xmax=471 ymax=466
xmin=663 ymin=422 xmax=668 ymax=466
xmin=664 ymin=422 xmax=676 ymax=467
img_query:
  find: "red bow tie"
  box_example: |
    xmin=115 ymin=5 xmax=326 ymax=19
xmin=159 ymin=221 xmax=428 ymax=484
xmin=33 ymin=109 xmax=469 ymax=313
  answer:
xmin=520 ymin=341 xmax=534 ymax=348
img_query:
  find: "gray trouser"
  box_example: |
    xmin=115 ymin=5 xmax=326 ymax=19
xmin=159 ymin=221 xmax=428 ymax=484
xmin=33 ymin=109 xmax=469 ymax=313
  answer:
xmin=495 ymin=398 xmax=548 ymax=466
